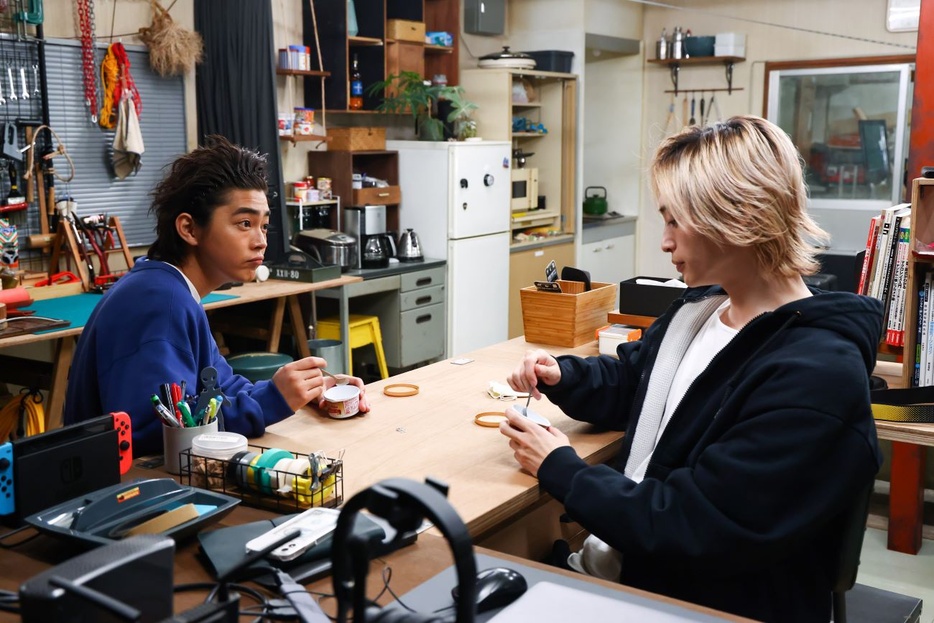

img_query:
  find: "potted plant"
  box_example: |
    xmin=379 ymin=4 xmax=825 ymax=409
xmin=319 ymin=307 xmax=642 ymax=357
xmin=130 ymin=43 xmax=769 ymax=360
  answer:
xmin=366 ymin=71 xmax=479 ymax=141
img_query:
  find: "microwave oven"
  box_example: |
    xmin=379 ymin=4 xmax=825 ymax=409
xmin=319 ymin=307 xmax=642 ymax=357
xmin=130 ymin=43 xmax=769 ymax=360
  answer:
xmin=511 ymin=167 xmax=539 ymax=211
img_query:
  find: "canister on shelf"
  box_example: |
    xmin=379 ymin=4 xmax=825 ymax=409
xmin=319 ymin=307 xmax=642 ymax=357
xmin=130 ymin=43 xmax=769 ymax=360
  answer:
xmin=292 ymin=181 xmax=309 ymax=202
xmin=294 ymin=107 xmax=316 ymax=136
xmin=277 ymin=113 xmax=293 ymax=136
xmin=317 ymin=177 xmax=332 ymax=199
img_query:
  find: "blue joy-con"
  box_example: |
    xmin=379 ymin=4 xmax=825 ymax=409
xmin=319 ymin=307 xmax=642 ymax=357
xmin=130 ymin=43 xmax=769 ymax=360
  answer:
xmin=0 ymin=442 xmax=14 ymax=515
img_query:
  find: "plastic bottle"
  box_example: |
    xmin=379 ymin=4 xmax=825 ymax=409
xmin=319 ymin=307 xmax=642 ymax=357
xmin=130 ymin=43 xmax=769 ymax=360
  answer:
xmin=349 ymin=54 xmax=363 ymax=110
xmin=347 ymin=0 xmax=359 ymax=36
xmin=656 ymin=28 xmax=669 ymax=60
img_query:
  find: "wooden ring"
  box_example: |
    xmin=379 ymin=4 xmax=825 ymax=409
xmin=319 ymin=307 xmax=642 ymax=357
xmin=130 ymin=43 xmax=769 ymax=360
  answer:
xmin=383 ymin=383 xmax=419 ymax=397
xmin=474 ymin=412 xmax=507 ymax=427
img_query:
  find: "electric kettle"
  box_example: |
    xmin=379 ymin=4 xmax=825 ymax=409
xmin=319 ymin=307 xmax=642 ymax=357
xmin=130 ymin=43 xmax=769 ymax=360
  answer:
xmin=396 ymin=229 xmax=424 ymax=262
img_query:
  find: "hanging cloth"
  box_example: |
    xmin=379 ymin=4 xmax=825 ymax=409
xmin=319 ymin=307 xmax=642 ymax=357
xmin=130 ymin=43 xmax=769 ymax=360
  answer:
xmin=112 ymin=90 xmax=144 ymax=179
xmin=99 ymin=42 xmax=141 ymax=130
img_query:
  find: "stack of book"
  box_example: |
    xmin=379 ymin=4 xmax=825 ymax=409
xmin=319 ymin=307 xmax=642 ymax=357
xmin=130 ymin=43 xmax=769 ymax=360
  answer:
xmin=857 ymin=203 xmax=911 ymax=348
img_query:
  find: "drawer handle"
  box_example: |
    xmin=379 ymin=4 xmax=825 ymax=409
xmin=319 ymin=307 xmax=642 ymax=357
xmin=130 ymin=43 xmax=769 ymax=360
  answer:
xmin=415 ymin=295 xmax=432 ymax=305
xmin=415 ymin=277 xmax=432 ymax=287
xmin=416 ymin=314 xmax=432 ymax=324
xmin=378 ymin=192 xmax=390 ymax=197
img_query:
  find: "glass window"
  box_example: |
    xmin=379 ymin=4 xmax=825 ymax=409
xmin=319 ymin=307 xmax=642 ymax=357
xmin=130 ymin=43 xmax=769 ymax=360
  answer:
xmin=766 ymin=61 xmax=912 ymax=210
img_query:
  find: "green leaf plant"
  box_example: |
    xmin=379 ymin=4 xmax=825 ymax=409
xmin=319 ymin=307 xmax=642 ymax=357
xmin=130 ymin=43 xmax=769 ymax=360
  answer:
xmin=366 ymin=71 xmax=479 ymax=141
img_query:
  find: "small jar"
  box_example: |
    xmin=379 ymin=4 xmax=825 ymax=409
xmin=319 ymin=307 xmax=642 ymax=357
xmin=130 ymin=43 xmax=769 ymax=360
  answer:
xmin=292 ymin=181 xmax=309 ymax=202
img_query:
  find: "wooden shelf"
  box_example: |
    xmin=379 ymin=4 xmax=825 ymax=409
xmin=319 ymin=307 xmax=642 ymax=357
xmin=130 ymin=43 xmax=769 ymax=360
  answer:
xmin=276 ymin=68 xmax=331 ymax=78
xmin=512 ymin=132 xmax=546 ymax=138
xmin=349 ymin=36 xmax=384 ymax=47
xmin=512 ymin=102 xmax=542 ymax=108
xmin=280 ymin=134 xmax=332 ymax=144
xmin=646 ymin=55 xmax=745 ymax=66
xmin=425 ymin=45 xmax=454 ymax=55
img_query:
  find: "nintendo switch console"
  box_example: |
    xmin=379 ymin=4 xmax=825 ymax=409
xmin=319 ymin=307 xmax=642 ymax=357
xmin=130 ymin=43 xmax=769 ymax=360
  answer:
xmin=1 ymin=413 xmax=132 ymax=522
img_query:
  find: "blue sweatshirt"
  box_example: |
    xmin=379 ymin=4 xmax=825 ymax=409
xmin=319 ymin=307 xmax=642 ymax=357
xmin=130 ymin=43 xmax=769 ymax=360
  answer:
xmin=537 ymin=285 xmax=884 ymax=623
xmin=64 ymin=259 xmax=293 ymax=456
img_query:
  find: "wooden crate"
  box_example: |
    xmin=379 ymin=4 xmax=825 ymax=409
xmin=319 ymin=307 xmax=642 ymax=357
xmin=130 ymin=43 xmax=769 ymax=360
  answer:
xmin=328 ymin=127 xmax=386 ymax=152
xmin=387 ymin=19 xmax=426 ymax=43
xmin=520 ymin=280 xmax=618 ymax=347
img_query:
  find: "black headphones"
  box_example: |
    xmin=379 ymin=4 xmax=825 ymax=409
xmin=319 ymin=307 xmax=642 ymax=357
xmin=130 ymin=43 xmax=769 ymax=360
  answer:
xmin=331 ymin=477 xmax=477 ymax=623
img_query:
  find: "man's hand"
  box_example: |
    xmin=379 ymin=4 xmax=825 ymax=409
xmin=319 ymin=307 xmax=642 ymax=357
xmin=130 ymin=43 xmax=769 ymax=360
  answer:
xmin=498 ymin=407 xmax=570 ymax=477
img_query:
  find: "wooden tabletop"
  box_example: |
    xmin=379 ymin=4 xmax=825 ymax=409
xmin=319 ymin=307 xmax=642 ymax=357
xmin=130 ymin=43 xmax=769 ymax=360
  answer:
xmin=259 ymin=337 xmax=623 ymax=541
xmin=0 ymin=276 xmax=363 ymax=349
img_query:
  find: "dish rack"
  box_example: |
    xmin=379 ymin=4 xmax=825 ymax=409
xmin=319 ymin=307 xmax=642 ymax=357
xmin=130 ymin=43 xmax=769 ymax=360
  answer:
xmin=176 ymin=443 xmax=343 ymax=513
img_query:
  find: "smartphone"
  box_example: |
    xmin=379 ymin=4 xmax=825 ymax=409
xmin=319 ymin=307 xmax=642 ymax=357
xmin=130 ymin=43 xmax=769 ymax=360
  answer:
xmin=534 ymin=280 xmax=562 ymax=293
xmin=545 ymin=260 xmax=558 ymax=283
xmin=245 ymin=507 xmax=340 ymax=562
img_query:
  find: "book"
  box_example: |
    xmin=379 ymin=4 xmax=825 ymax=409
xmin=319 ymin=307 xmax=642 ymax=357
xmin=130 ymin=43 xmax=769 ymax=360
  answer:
xmin=870 ymin=204 xmax=911 ymax=300
xmin=886 ymin=216 xmax=911 ymax=347
xmin=857 ymin=215 xmax=882 ymax=296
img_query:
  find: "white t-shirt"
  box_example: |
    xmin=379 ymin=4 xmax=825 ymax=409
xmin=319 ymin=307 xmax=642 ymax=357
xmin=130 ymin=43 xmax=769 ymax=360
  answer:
xmin=629 ymin=299 xmax=737 ymax=483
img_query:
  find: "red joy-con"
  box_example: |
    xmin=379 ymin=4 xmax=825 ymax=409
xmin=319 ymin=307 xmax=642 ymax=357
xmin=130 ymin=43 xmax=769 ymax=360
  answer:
xmin=111 ymin=412 xmax=133 ymax=475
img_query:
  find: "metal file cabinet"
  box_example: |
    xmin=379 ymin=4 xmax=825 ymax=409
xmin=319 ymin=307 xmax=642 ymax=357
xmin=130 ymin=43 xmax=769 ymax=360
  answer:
xmin=390 ymin=266 xmax=446 ymax=368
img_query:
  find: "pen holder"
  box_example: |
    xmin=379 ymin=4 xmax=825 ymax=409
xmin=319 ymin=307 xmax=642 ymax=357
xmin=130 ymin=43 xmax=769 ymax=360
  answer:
xmin=163 ymin=420 xmax=218 ymax=475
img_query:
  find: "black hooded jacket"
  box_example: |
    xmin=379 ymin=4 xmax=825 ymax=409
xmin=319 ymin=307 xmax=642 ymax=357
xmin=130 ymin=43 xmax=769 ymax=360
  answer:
xmin=537 ymin=285 xmax=884 ymax=622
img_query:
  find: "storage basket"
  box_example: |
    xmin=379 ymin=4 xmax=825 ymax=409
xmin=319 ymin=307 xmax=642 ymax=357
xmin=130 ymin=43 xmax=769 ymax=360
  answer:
xmin=328 ymin=127 xmax=386 ymax=152
xmin=520 ymin=280 xmax=618 ymax=347
xmin=177 ymin=443 xmax=343 ymax=513
xmin=387 ymin=19 xmax=426 ymax=43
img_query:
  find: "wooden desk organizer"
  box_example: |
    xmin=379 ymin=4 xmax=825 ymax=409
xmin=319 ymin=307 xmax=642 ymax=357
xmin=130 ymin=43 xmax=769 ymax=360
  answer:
xmin=520 ymin=280 xmax=618 ymax=347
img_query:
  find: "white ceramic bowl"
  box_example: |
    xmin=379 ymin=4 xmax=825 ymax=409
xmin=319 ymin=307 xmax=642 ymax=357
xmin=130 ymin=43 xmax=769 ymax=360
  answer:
xmin=323 ymin=385 xmax=360 ymax=419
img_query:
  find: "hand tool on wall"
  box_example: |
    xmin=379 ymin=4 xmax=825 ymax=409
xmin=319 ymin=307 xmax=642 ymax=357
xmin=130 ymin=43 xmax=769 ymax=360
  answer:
xmin=689 ymin=93 xmax=696 ymax=125
xmin=7 ymin=67 xmax=17 ymax=102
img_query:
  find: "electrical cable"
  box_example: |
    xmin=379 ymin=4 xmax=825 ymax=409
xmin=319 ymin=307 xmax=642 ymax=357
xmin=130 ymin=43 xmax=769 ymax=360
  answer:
xmin=0 ymin=387 xmax=45 ymax=442
xmin=0 ymin=524 xmax=41 ymax=549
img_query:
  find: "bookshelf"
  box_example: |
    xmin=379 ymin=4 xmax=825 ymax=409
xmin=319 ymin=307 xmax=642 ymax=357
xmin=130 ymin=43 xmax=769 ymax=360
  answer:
xmin=900 ymin=178 xmax=934 ymax=388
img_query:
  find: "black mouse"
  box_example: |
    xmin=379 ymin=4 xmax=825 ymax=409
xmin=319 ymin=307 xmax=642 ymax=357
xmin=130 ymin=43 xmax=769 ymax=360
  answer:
xmin=451 ymin=567 xmax=528 ymax=613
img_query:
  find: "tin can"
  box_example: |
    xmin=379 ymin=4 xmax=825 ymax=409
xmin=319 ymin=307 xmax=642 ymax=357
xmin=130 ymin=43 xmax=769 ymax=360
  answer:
xmin=317 ymin=177 xmax=332 ymax=200
xmin=292 ymin=181 xmax=309 ymax=202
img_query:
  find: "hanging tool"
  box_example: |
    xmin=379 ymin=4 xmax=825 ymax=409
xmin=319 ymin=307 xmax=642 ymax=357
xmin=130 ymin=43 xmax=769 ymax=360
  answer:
xmin=19 ymin=67 xmax=28 ymax=100
xmin=707 ymin=93 xmax=722 ymax=124
xmin=663 ymin=93 xmax=679 ymax=136
xmin=7 ymin=67 xmax=16 ymax=102
xmin=699 ymin=93 xmax=706 ymax=126
xmin=5 ymin=162 xmax=26 ymax=209
xmin=681 ymin=94 xmax=689 ymax=130
xmin=689 ymin=93 xmax=696 ymax=125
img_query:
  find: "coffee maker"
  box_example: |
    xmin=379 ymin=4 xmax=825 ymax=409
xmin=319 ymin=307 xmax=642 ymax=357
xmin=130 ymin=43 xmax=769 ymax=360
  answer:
xmin=344 ymin=205 xmax=393 ymax=269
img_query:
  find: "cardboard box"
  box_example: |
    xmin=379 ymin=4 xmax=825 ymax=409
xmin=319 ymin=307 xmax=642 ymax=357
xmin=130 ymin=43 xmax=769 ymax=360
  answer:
xmin=618 ymin=277 xmax=686 ymax=318
xmin=328 ymin=127 xmax=386 ymax=152
xmin=387 ymin=19 xmax=426 ymax=43
xmin=520 ymin=280 xmax=618 ymax=347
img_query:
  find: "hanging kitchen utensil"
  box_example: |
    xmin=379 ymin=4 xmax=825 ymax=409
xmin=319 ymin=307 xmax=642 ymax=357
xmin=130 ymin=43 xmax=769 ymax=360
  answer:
xmin=5 ymin=161 xmax=26 ymax=210
xmin=2 ymin=123 xmax=21 ymax=162
xmin=689 ymin=93 xmax=696 ymax=125
xmin=582 ymin=186 xmax=608 ymax=216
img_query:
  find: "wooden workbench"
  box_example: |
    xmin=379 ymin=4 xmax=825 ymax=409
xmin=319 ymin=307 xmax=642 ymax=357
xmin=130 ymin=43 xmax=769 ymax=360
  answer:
xmin=0 ymin=276 xmax=362 ymax=429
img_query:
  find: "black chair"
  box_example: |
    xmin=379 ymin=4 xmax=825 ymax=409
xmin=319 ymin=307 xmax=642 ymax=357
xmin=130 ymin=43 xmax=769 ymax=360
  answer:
xmin=829 ymin=482 xmax=874 ymax=623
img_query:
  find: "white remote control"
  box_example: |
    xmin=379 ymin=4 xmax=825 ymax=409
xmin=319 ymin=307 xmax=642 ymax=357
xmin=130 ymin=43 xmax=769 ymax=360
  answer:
xmin=245 ymin=507 xmax=341 ymax=562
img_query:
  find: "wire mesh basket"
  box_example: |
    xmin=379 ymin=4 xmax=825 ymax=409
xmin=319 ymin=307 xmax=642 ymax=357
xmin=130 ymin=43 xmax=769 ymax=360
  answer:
xmin=177 ymin=443 xmax=343 ymax=513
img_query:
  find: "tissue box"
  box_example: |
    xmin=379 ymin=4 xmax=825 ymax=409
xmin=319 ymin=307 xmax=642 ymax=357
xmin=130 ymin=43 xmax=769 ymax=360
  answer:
xmin=598 ymin=324 xmax=642 ymax=357
xmin=521 ymin=281 xmax=618 ymax=347
xmin=618 ymin=277 xmax=685 ymax=318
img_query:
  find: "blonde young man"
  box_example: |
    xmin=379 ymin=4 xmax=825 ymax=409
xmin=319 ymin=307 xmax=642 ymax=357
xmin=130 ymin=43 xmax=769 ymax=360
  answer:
xmin=500 ymin=116 xmax=883 ymax=622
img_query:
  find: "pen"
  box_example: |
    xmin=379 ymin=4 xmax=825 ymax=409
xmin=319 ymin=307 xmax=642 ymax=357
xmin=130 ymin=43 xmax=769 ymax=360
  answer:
xmin=177 ymin=401 xmax=196 ymax=428
xmin=152 ymin=395 xmax=181 ymax=427
xmin=171 ymin=383 xmax=182 ymax=420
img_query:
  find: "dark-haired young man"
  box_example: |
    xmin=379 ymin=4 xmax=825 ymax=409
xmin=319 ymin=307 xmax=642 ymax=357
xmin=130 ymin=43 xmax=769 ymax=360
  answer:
xmin=65 ymin=137 xmax=367 ymax=455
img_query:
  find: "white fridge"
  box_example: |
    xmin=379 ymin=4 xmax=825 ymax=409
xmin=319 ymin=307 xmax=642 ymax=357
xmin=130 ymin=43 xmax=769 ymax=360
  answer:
xmin=387 ymin=140 xmax=512 ymax=358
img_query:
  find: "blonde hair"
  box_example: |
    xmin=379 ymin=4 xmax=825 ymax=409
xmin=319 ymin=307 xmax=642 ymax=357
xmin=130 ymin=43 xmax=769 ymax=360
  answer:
xmin=650 ymin=115 xmax=828 ymax=278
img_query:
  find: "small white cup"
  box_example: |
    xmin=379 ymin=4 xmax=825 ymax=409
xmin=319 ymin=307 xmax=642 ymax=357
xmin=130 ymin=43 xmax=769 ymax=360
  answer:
xmin=323 ymin=385 xmax=360 ymax=419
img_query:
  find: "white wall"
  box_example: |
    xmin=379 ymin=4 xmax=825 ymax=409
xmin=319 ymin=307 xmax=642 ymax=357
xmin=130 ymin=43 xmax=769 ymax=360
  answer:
xmin=638 ymin=0 xmax=917 ymax=278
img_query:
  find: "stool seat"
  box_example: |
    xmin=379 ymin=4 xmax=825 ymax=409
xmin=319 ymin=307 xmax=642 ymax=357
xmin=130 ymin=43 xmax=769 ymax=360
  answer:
xmin=228 ymin=352 xmax=293 ymax=383
xmin=316 ymin=315 xmax=389 ymax=379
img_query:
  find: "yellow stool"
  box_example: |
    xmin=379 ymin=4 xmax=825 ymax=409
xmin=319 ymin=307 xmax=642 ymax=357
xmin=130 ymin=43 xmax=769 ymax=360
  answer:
xmin=315 ymin=314 xmax=389 ymax=379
